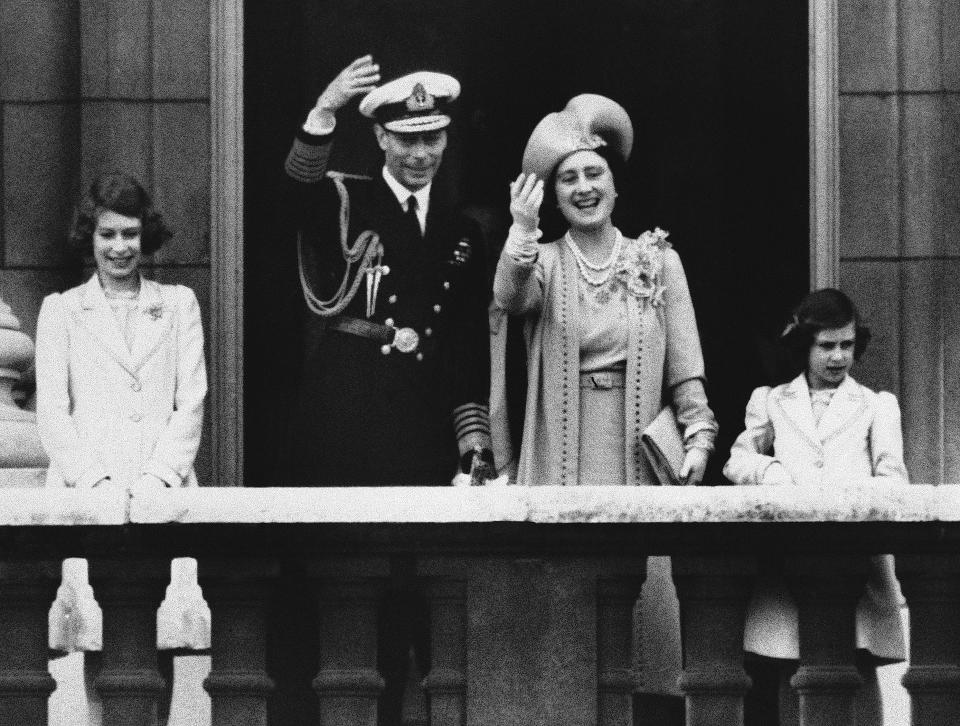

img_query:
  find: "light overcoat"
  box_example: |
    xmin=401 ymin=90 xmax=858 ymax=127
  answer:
xmin=724 ymin=374 xmax=908 ymax=661
xmin=493 ymin=237 xmax=706 ymax=487
xmin=36 ymin=275 xmax=206 ymax=488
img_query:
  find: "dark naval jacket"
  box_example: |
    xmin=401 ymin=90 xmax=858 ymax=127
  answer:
xmin=283 ymin=127 xmax=491 ymax=485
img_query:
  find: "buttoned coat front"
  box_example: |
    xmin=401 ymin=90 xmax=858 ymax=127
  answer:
xmin=36 ymin=276 xmax=207 ymax=488
xmin=724 ymin=374 xmax=908 ymax=661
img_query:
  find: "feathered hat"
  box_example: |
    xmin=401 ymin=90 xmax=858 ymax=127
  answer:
xmin=521 ymin=94 xmax=633 ymax=180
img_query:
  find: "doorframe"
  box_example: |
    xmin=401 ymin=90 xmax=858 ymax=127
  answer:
xmin=208 ymin=0 xmax=840 ymax=486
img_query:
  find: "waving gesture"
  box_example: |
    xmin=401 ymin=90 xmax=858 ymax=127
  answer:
xmin=509 ymin=173 xmax=544 ymax=235
xmin=315 ymin=55 xmax=381 ymax=114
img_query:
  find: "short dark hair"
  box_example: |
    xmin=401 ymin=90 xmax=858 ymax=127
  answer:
xmin=780 ymin=288 xmax=872 ymax=373
xmin=540 ymin=144 xmax=627 ymax=241
xmin=69 ymin=174 xmax=172 ymax=256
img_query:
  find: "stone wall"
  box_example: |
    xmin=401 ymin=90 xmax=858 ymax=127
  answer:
xmin=0 ymin=0 xmax=212 ymax=481
xmin=838 ymin=0 xmax=960 ymax=483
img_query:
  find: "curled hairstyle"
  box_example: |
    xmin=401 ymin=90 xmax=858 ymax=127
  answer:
xmin=69 ymin=173 xmax=172 ymax=256
xmin=780 ymin=288 xmax=872 ymax=373
xmin=540 ymin=143 xmax=627 ymax=241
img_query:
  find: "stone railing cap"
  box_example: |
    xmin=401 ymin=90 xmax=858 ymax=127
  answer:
xmin=0 ymin=484 xmax=957 ymax=527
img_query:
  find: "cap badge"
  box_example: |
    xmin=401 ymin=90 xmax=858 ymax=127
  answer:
xmin=406 ymin=83 xmax=435 ymax=112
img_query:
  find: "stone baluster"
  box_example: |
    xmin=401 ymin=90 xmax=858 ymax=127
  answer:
xmin=0 ymin=298 xmax=47 ymax=480
xmin=422 ymin=578 xmax=467 ymax=726
xmin=673 ymin=556 xmax=754 ymax=726
xmin=897 ymin=554 xmax=960 ymax=725
xmin=0 ymin=560 xmax=59 ymax=724
xmin=785 ymin=555 xmax=870 ymax=726
xmin=200 ymin=558 xmax=277 ymax=726
xmin=90 ymin=559 xmax=170 ymax=726
xmin=311 ymin=572 xmax=386 ymax=726
xmin=597 ymin=574 xmax=645 ymax=726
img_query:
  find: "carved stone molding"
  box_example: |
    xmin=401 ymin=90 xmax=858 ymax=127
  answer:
xmin=809 ymin=0 xmax=840 ymax=288
xmin=209 ymin=0 xmax=245 ymax=486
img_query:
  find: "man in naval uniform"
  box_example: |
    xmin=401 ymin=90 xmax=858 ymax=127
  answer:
xmin=277 ymin=57 xmax=494 ymax=725
xmin=284 ymin=55 xmax=495 ymax=487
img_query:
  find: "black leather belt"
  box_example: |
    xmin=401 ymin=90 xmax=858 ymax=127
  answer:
xmin=328 ymin=315 xmax=420 ymax=354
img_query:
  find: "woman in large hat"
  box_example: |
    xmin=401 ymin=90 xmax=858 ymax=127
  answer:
xmin=493 ymin=94 xmax=717 ymax=488
xmin=492 ymin=95 xmax=718 ymax=714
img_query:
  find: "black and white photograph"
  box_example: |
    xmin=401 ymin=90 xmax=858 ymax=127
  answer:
xmin=0 ymin=0 xmax=957 ymax=724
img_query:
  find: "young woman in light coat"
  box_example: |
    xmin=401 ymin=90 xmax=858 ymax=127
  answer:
xmin=36 ymin=173 xmax=206 ymax=490
xmin=724 ymin=288 xmax=907 ymax=726
xmin=36 ymin=174 xmax=208 ymax=725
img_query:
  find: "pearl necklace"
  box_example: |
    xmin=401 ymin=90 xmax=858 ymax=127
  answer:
xmin=565 ymin=230 xmax=622 ymax=287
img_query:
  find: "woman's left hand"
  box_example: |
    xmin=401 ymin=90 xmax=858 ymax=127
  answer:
xmin=679 ymin=447 xmax=709 ymax=486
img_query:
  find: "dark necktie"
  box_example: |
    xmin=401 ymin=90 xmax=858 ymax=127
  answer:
xmin=405 ymin=195 xmax=422 ymax=237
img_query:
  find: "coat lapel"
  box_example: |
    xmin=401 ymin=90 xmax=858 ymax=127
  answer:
xmin=76 ymin=275 xmax=136 ymax=376
xmin=772 ymin=375 xmax=821 ymax=451
xmin=129 ymin=279 xmax=174 ymax=372
xmin=816 ymin=375 xmax=868 ymax=442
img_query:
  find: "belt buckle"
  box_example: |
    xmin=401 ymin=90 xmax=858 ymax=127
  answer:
xmin=391 ymin=326 xmax=420 ymax=354
xmin=590 ymin=372 xmax=613 ymax=389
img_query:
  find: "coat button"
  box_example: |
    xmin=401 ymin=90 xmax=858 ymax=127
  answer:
xmin=385 ymin=318 xmax=395 ymax=327
xmin=131 ymin=380 xmax=142 ymax=392
xmin=388 ymin=295 xmax=397 ymax=304
xmin=433 ymin=304 xmax=442 ymax=314
xmin=380 ymin=345 xmax=392 ymax=355
xmin=425 ymin=327 xmax=433 ymax=337
xmin=443 ymin=281 xmax=450 ymax=290
xmin=130 ymin=412 xmax=142 ymax=422
xmin=814 ymin=460 xmax=824 ymax=468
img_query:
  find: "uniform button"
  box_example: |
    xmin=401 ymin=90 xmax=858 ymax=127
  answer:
xmin=416 ymin=352 xmax=424 ymax=361
xmin=381 ymin=265 xmax=391 ymax=276
xmin=385 ymin=317 xmax=395 ymax=327
xmin=425 ymin=327 xmax=433 ymax=337
xmin=443 ymin=281 xmax=450 ymax=290
xmin=433 ymin=304 xmax=442 ymax=313
xmin=388 ymin=295 xmax=397 ymax=304
xmin=131 ymin=381 xmax=142 ymax=392
xmin=380 ymin=345 xmax=392 ymax=355
xmin=130 ymin=412 xmax=142 ymax=422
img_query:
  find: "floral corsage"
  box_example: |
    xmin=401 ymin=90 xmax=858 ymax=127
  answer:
xmin=145 ymin=304 xmax=164 ymax=321
xmin=607 ymin=227 xmax=671 ymax=307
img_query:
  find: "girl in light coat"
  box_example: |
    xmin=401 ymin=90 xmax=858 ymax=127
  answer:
xmin=724 ymin=288 xmax=907 ymax=725
xmin=36 ymin=173 xmax=206 ymax=490
xmin=36 ymin=174 xmax=208 ymax=725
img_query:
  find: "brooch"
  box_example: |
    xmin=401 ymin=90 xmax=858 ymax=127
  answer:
xmin=145 ymin=305 xmax=164 ymax=320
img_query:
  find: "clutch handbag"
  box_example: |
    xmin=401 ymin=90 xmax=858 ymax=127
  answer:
xmin=640 ymin=406 xmax=685 ymax=486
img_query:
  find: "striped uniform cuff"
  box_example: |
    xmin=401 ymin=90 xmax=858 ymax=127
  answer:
xmin=453 ymin=403 xmax=492 ymax=456
xmin=284 ymin=136 xmax=333 ymax=183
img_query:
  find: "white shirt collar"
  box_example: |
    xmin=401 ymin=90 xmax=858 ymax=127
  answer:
xmin=381 ymin=166 xmax=431 ymax=233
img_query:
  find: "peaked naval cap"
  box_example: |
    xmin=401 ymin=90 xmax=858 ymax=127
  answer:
xmin=359 ymin=71 xmax=461 ymax=133
xmin=521 ymin=94 xmax=634 ymax=180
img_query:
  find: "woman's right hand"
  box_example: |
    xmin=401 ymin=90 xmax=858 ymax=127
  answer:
xmin=509 ymin=173 xmax=544 ymax=235
xmin=315 ymin=55 xmax=381 ymax=115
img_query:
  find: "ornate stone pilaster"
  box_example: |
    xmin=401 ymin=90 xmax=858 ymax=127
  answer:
xmin=200 ymin=559 xmax=276 ymax=726
xmin=0 ymin=299 xmax=47 ymax=473
xmin=786 ymin=555 xmax=869 ymax=726
xmin=0 ymin=560 xmax=59 ymax=723
xmin=90 ymin=559 xmax=169 ymax=726
xmin=422 ymin=578 xmax=467 ymax=726
xmin=597 ymin=574 xmax=645 ymax=726
xmin=897 ymin=555 xmax=960 ymax=725
xmin=674 ymin=556 xmax=754 ymax=726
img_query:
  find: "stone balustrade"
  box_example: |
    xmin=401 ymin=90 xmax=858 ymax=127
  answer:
xmin=0 ymin=483 xmax=957 ymax=725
